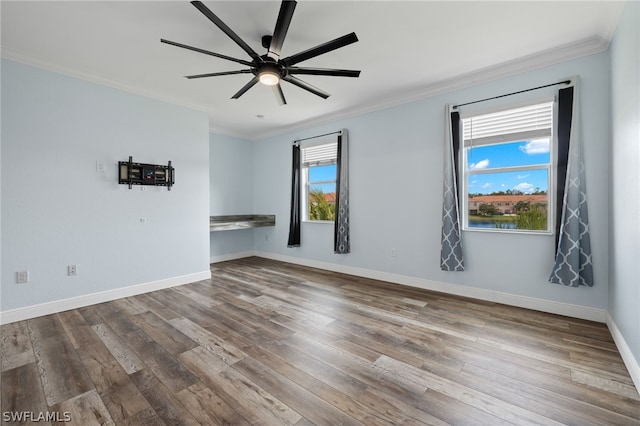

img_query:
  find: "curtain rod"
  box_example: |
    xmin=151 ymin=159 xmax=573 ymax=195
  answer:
xmin=293 ymin=130 xmax=342 ymax=144
xmin=452 ymin=80 xmax=571 ymax=110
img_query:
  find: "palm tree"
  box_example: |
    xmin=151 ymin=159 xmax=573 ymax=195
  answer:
xmin=309 ymin=189 xmax=335 ymax=221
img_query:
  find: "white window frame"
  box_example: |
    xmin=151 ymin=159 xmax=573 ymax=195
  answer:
xmin=460 ymin=98 xmax=556 ymax=234
xmin=300 ymin=139 xmax=337 ymax=223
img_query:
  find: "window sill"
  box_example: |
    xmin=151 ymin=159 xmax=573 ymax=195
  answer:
xmin=462 ymin=227 xmax=553 ymax=236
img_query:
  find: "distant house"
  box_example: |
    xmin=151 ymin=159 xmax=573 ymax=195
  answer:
xmin=324 ymin=192 xmax=336 ymax=204
xmin=468 ymin=194 xmax=547 ymax=215
xmin=309 ymin=191 xmax=336 ymax=205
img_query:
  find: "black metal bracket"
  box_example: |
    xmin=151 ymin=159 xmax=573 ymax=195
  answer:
xmin=119 ymin=156 xmax=174 ymax=190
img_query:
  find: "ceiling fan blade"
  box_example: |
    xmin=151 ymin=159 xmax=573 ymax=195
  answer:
xmin=283 ymin=75 xmax=330 ymax=99
xmin=231 ymin=76 xmax=260 ymax=99
xmin=281 ymin=32 xmax=359 ymax=67
xmin=268 ymin=0 xmax=297 ymax=60
xmin=161 ymin=39 xmax=254 ymax=67
xmin=287 ymin=67 xmax=360 ymax=78
xmin=272 ymin=83 xmax=287 ymax=106
xmin=185 ymin=69 xmax=254 ymax=79
xmin=190 ymin=1 xmax=261 ymax=62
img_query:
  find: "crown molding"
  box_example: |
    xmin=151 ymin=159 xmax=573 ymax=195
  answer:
xmin=248 ymin=36 xmax=611 ymax=141
xmin=3 ymin=35 xmax=611 ymax=143
xmin=1 ymin=48 xmax=216 ymax=117
xmin=208 ymin=125 xmax=251 ymax=141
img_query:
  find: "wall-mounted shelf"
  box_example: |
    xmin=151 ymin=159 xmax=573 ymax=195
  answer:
xmin=210 ymin=215 xmax=275 ymax=232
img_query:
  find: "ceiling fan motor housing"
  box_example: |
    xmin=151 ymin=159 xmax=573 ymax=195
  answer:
xmin=258 ymin=58 xmax=286 ymax=77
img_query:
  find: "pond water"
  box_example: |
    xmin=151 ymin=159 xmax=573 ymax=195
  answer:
xmin=468 ymin=221 xmax=517 ymax=229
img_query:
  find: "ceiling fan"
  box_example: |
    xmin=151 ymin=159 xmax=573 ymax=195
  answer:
xmin=161 ymin=1 xmax=361 ymax=105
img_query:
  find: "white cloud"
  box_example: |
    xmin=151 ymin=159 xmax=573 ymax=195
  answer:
xmin=519 ymin=138 xmax=549 ymax=155
xmin=514 ymin=182 xmax=534 ymax=193
xmin=516 ymin=174 xmax=530 ymax=179
xmin=481 ymin=183 xmax=492 ymax=189
xmin=469 ymin=159 xmax=490 ymax=170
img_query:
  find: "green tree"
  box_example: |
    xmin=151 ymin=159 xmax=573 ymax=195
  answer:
xmin=478 ymin=203 xmax=498 ymax=216
xmin=514 ymin=200 xmax=531 ymax=213
xmin=309 ymin=189 xmax=335 ymax=221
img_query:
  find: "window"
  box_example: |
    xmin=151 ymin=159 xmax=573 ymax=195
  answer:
xmin=301 ymin=141 xmax=337 ymax=221
xmin=461 ymin=100 xmax=554 ymax=233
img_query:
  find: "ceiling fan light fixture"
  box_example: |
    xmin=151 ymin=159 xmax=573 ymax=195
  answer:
xmin=259 ymin=70 xmax=280 ymax=86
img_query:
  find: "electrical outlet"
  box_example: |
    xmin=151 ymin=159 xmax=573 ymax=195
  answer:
xmin=67 ymin=265 xmax=77 ymax=276
xmin=16 ymin=271 xmax=29 ymax=284
xmin=390 ymin=248 xmax=397 ymax=258
xmin=96 ymin=161 xmax=105 ymax=172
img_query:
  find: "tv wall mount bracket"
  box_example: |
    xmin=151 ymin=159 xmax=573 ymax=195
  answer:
xmin=119 ymin=156 xmax=174 ymax=190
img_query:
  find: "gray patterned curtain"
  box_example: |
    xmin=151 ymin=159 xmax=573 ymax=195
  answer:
xmin=440 ymin=107 xmax=464 ymax=271
xmin=334 ymin=130 xmax=350 ymax=254
xmin=549 ymin=84 xmax=593 ymax=287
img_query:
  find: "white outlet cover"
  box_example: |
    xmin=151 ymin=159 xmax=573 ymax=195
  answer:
xmin=16 ymin=271 xmax=29 ymax=283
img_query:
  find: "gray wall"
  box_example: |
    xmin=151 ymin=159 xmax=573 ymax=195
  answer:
xmin=248 ymin=51 xmax=610 ymax=311
xmin=609 ymin=0 xmax=640 ymax=379
xmin=209 ymin=133 xmax=256 ymax=259
xmin=1 ymin=59 xmax=211 ymax=313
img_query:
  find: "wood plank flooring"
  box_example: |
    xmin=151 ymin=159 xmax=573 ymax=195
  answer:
xmin=2 ymin=257 xmax=639 ymax=425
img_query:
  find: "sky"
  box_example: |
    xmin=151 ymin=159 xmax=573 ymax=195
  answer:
xmin=466 ymin=138 xmax=550 ymax=194
xmin=308 ymin=164 xmax=337 ymax=194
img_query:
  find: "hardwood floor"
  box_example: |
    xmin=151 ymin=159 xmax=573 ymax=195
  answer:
xmin=2 ymin=257 xmax=639 ymax=425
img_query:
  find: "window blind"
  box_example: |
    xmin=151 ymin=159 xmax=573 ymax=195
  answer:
xmin=302 ymin=142 xmax=337 ymax=166
xmin=463 ymin=101 xmax=553 ymax=147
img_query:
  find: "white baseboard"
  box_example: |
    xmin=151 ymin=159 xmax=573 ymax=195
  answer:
xmin=0 ymin=250 xmax=608 ymax=325
xmin=254 ymin=251 xmax=607 ymax=323
xmin=0 ymin=270 xmax=212 ymax=325
xmin=210 ymin=251 xmax=257 ymax=264
xmin=607 ymin=312 xmax=640 ymax=396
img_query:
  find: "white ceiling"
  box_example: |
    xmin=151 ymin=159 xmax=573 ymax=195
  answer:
xmin=1 ymin=1 xmax=624 ymax=140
